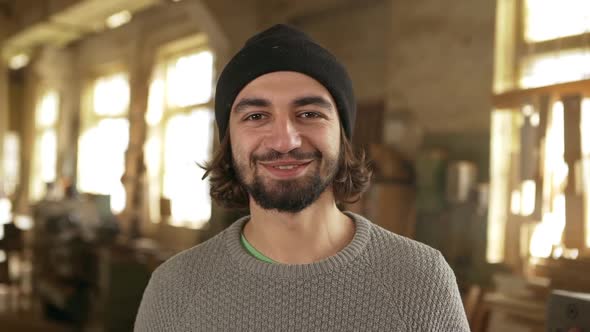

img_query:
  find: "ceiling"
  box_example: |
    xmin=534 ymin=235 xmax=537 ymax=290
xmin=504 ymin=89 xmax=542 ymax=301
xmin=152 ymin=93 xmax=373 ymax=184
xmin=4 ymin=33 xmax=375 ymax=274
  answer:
xmin=0 ymin=0 xmax=13 ymax=19
xmin=1 ymin=0 xmax=162 ymax=61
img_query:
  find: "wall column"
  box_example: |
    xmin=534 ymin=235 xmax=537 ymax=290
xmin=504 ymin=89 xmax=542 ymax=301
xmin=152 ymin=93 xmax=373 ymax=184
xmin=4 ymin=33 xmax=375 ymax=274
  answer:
xmin=0 ymin=62 xmax=8 ymax=190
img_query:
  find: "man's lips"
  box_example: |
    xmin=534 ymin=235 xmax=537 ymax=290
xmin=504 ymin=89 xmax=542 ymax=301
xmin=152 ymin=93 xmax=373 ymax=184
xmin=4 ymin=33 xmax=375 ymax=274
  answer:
xmin=259 ymin=160 xmax=314 ymax=169
xmin=258 ymin=160 xmax=314 ymax=177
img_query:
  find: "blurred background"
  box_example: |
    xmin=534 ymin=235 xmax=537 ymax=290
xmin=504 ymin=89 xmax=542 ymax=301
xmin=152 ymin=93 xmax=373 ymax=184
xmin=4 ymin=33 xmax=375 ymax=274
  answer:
xmin=0 ymin=0 xmax=589 ymax=331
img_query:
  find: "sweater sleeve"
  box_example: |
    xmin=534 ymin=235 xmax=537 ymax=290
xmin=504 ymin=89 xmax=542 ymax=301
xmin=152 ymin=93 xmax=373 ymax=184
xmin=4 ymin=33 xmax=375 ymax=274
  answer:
xmin=134 ymin=234 xmax=225 ymax=332
xmin=134 ymin=269 xmax=185 ymax=332
xmin=368 ymin=225 xmax=470 ymax=331
xmin=424 ymin=252 xmax=470 ymax=332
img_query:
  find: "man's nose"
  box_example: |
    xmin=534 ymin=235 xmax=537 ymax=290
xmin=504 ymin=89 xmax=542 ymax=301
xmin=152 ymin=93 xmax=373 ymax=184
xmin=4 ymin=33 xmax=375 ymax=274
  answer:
xmin=264 ymin=116 xmax=302 ymax=153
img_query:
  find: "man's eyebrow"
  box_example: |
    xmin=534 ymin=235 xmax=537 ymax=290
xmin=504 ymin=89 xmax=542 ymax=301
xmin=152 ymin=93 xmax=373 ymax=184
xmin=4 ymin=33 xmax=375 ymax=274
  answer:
xmin=233 ymin=98 xmax=271 ymax=113
xmin=292 ymin=96 xmax=333 ymax=111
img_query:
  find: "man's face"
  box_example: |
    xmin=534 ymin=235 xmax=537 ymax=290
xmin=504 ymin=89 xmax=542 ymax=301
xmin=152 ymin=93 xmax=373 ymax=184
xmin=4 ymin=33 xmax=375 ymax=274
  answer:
xmin=229 ymin=71 xmax=341 ymax=213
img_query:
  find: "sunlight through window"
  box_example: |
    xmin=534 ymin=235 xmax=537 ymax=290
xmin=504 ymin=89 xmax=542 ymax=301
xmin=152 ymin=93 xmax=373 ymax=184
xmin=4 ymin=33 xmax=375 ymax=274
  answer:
xmin=78 ymin=119 xmax=129 ymax=213
xmin=146 ymin=78 xmax=165 ymax=126
xmin=520 ymin=49 xmax=590 ymax=88
xmin=3 ymin=133 xmax=19 ymax=196
xmin=530 ymin=101 xmax=568 ymax=257
xmin=167 ymin=51 xmax=213 ymax=108
xmin=145 ymin=72 xmax=165 ymax=224
xmin=30 ymin=91 xmax=59 ymax=201
xmin=39 ymin=131 xmax=57 ymax=183
xmin=525 ymin=0 xmax=590 ymax=42
xmin=36 ymin=92 xmax=59 ymax=127
xmin=495 ymin=0 xmax=590 ymax=261
xmin=145 ymin=134 xmax=162 ymax=223
xmin=78 ymin=74 xmax=130 ymax=213
xmin=520 ymin=180 xmax=536 ymax=216
xmin=0 ymin=198 xmax=11 ymax=225
xmin=163 ymin=110 xmax=213 ymax=228
xmin=93 ymin=74 xmax=130 ymax=116
xmin=145 ymin=45 xmax=215 ymax=229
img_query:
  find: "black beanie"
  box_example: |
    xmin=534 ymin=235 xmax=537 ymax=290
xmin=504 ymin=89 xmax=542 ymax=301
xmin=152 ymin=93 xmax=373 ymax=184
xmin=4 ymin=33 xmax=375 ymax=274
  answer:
xmin=214 ymin=24 xmax=356 ymax=141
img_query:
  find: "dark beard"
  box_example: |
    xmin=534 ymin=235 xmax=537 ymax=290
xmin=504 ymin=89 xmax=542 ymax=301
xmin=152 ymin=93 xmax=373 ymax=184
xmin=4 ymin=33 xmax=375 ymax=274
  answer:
xmin=234 ymin=149 xmax=339 ymax=213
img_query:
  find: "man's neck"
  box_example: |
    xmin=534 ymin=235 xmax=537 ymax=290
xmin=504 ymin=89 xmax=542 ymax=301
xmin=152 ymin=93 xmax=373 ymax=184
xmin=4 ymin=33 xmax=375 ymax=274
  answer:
xmin=243 ymin=191 xmax=355 ymax=264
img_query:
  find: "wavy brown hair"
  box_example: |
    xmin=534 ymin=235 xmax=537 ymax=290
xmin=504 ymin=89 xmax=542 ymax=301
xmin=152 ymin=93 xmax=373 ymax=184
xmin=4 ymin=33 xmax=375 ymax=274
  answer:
xmin=201 ymin=127 xmax=372 ymax=209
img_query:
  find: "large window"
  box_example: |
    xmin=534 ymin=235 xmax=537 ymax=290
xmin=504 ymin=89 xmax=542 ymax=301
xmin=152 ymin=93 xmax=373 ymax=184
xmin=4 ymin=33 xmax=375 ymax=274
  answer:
xmin=519 ymin=0 xmax=590 ymax=89
xmin=529 ymin=101 xmax=568 ymax=258
xmin=524 ymin=0 xmax=590 ymax=42
xmin=520 ymin=49 xmax=590 ymax=88
xmin=145 ymin=45 xmax=215 ymax=229
xmin=30 ymin=91 xmax=59 ymax=201
xmin=78 ymin=73 xmax=130 ymax=213
xmin=490 ymin=0 xmax=590 ymax=263
xmin=2 ymin=132 xmax=19 ymax=197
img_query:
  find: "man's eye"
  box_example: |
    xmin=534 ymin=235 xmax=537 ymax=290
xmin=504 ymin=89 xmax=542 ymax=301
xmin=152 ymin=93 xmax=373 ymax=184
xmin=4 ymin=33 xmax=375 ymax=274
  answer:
xmin=299 ymin=112 xmax=321 ymax=118
xmin=245 ymin=113 xmax=265 ymax=121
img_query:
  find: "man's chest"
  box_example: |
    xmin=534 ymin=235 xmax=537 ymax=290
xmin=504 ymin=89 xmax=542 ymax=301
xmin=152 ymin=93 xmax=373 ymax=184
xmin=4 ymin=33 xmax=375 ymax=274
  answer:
xmin=176 ymin=272 xmax=406 ymax=331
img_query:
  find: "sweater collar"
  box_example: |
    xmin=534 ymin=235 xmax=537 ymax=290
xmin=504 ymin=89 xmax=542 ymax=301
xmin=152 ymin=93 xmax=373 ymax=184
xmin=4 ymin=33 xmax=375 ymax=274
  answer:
xmin=223 ymin=211 xmax=372 ymax=278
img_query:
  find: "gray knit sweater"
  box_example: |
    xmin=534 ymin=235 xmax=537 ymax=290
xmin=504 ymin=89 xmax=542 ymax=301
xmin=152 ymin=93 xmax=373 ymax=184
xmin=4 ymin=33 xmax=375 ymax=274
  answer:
xmin=134 ymin=213 xmax=469 ymax=331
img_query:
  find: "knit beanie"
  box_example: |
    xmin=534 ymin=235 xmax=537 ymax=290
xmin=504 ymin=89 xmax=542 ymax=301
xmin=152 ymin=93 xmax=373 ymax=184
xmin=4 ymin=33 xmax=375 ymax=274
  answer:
xmin=214 ymin=24 xmax=356 ymax=141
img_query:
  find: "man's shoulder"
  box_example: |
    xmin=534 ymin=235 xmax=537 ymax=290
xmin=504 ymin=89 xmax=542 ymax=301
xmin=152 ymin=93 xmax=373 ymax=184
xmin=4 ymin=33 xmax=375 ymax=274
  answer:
xmin=151 ymin=229 xmax=228 ymax=285
xmin=365 ymin=220 xmax=449 ymax=277
xmin=368 ymin=221 xmax=441 ymax=259
xmin=351 ymin=219 xmax=467 ymax=330
xmin=362 ymin=219 xmax=469 ymax=331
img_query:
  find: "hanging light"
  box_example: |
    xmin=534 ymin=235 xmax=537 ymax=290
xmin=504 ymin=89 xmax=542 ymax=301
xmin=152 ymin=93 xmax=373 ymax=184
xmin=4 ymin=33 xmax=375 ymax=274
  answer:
xmin=9 ymin=53 xmax=30 ymax=70
xmin=106 ymin=10 xmax=132 ymax=29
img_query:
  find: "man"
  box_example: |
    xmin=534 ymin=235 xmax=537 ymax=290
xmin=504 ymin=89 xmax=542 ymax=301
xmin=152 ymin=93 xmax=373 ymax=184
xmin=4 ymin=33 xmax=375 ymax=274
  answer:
xmin=135 ymin=24 xmax=469 ymax=331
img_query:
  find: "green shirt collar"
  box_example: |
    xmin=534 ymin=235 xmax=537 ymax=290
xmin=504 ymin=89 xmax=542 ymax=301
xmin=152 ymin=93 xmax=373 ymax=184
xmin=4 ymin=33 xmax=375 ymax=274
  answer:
xmin=240 ymin=233 xmax=276 ymax=264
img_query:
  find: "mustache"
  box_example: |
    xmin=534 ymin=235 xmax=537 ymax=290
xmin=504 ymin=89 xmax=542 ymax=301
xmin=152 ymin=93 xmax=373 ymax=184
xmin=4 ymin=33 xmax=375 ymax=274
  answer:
xmin=251 ymin=149 xmax=322 ymax=163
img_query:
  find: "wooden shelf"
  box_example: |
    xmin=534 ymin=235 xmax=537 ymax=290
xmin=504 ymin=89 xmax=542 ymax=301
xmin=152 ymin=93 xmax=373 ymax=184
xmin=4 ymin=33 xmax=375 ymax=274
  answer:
xmin=526 ymin=257 xmax=590 ymax=293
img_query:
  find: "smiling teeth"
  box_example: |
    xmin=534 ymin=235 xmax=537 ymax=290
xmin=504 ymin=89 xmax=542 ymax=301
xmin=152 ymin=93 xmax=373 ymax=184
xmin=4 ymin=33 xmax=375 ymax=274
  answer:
xmin=274 ymin=165 xmax=297 ymax=170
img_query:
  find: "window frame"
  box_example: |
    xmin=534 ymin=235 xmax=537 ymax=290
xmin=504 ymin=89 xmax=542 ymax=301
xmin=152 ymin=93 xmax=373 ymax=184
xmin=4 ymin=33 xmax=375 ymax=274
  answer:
xmin=30 ymin=88 xmax=61 ymax=201
xmin=489 ymin=0 xmax=590 ymax=264
xmin=146 ymin=40 xmax=216 ymax=229
xmin=77 ymin=66 xmax=131 ymax=213
xmin=516 ymin=0 xmax=590 ymax=89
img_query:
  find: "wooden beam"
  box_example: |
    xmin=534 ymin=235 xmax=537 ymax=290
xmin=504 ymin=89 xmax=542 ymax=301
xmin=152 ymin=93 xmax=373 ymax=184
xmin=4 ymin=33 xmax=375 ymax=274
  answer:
xmin=562 ymin=94 xmax=584 ymax=249
xmin=531 ymin=95 xmax=548 ymax=221
xmin=493 ymin=79 xmax=590 ymax=109
xmin=519 ymin=32 xmax=590 ymax=55
xmin=257 ymin=0 xmax=385 ymax=26
xmin=0 ymin=62 xmax=8 ymax=185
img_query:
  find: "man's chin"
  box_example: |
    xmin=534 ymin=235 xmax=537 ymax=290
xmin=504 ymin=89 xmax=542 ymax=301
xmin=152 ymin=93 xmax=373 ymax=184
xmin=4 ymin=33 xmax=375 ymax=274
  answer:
xmin=251 ymin=195 xmax=314 ymax=214
xmin=256 ymin=185 xmax=314 ymax=202
xmin=248 ymin=179 xmax=326 ymax=213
